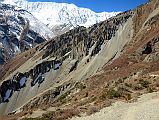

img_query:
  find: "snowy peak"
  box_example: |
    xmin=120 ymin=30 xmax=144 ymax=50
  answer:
xmin=0 ymin=3 xmax=53 ymax=64
xmin=3 ymin=0 xmax=120 ymax=27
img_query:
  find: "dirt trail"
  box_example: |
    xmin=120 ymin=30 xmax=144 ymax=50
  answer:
xmin=71 ymin=92 xmax=159 ymax=120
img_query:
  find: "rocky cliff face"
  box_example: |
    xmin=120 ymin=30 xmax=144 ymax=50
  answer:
xmin=0 ymin=3 xmax=53 ymax=65
xmin=0 ymin=59 xmax=62 ymax=102
xmin=2 ymin=0 xmax=159 ymax=119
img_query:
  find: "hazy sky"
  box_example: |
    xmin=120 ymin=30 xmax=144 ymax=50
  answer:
xmin=28 ymin=0 xmax=148 ymax=12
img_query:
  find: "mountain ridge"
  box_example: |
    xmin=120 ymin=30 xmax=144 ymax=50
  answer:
xmin=2 ymin=0 xmax=120 ymax=28
xmin=0 ymin=3 xmax=53 ymax=65
xmin=2 ymin=0 xmax=159 ymax=120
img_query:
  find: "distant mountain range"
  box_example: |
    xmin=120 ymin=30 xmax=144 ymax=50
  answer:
xmin=2 ymin=0 xmax=120 ymax=28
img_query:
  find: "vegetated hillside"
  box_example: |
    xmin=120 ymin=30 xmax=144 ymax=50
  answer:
xmin=1 ymin=0 xmax=159 ymax=119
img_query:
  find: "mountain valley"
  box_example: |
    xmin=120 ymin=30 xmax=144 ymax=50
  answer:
xmin=1 ymin=0 xmax=159 ymax=120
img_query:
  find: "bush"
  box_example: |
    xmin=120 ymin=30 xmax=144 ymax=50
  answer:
xmin=57 ymin=108 xmax=79 ymax=120
xmin=133 ymin=84 xmax=143 ymax=90
xmin=147 ymin=87 xmax=156 ymax=93
xmin=42 ymin=112 xmax=55 ymax=119
xmin=86 ymin=106 xmax=99 ymax=115
xmin=107 ymin=89 xmax=121 ymax=99
xmin=75 ymin=82 xmax=86 ymax=90
xmin=139 ymin=80 xmax=150 ymax=88
xmin=124 ymin=93 xmax=132 ymax=100
xmin=99 ymin=93 xmax=107 ymax=100
xmin=125 ymin=83 xmax=132 ymax=88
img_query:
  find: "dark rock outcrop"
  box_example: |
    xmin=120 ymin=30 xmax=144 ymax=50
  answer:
xmin=0 ymin=59 xmax=62 ymax=103
xmin=43 ymin=11 xmax=133 ymax=61
xmin=0 ymin=72 xmax=27 ymax=102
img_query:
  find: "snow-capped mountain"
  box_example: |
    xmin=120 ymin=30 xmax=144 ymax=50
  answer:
xmin=0 ymin=0 xmax=120 ymax=65
xmin=2 ymin=0 xmax=120 ymax=28
xmin=0 ymin=3 xmax=53 ymax=65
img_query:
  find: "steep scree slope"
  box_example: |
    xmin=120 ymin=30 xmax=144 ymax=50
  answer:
xmin=0 ymin=10 xmax=133 ymax=116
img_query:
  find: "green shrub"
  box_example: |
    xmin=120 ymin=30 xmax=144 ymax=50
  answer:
xmin=42 ymin=112 xmax=55 ymax=120
xmin=107 ymin=89 xmax=121 ymax=99
xmin=125 ymin=83 xmax=132 ymax=88
xmin=139 ymin=80 xmax=150 ymax=88
xmin=125 ymin=93 xmax=132 ymax=100
xmin=133 ymin=84 xmax=143 ymax=90
xmin=99 ymin=93 xmax=107 ymax=100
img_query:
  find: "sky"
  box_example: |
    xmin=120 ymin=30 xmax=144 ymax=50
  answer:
xmin=28 ymin=0 xmax=148 ymax=12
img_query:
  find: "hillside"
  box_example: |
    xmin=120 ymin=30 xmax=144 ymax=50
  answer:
xmin=1 ymin=0 xmax=159 ymax=120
